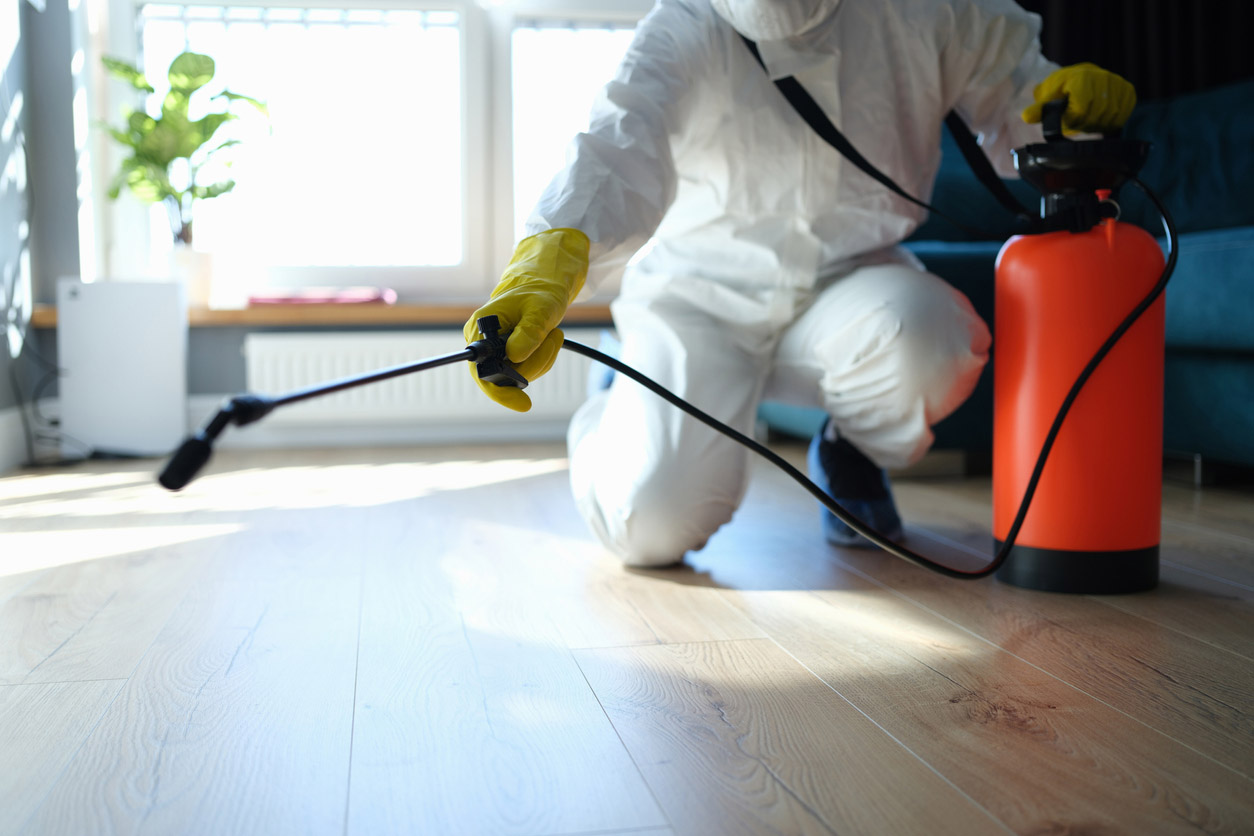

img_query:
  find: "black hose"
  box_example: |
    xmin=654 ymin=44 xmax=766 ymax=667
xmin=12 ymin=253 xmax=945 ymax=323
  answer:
xmin=563 ymin=179 xmax=1177 ymax=579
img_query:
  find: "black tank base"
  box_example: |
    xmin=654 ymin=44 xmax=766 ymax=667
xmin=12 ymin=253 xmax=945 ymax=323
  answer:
xmin=994 ymin=542 xmax=1159 ymax=594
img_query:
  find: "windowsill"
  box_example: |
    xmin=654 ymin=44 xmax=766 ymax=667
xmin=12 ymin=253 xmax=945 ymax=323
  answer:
xmin=30 ymin=302 xmax=614 ymax=329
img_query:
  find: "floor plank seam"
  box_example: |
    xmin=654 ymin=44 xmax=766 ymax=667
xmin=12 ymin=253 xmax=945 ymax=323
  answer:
xmin=342 ymin=571 xmax=365 ymax=836
xmin=12 ymin=553 xmax=217 ymax=833
xmin=622 ymin=597 xmax=664 ymax=645
xmin=24 ymin=587 xmax=119 ymax=679
xmin=524 ymin=826 xmax=673 ymax=836
xmin=11 ymin=676 xmax=129 ymax=835
xmin=567 ymin=649 xmax=674 ymax=832
xmin=898 ymin=519 xmax=1254 ymax=657
xmin=568 ymin=636 xmax=771 ymax=652
xmin=1163 ymin=517 xmax=1254 ymax=548
xmin=758 ymin=633 xmax=1016 ymax=836
xmin=1092 ymin=596 xmax=1254 ymax=665
xmin=460 ymin=612 xmax=503 ymax=740
xmin=0 ymin=677 xmax=129 ymax=689
xmin=1160 ymin=559 xmax=1254 ymax=594
xmin=0 ymin=571 xmax=48 ymax=611
xmin=706 ymin=695 xmax=842 ymax=836
xmin=823 ymin=553 xmax=1254 ymax=784
xmin=7 ymin=449 xmax=1250 ymax=834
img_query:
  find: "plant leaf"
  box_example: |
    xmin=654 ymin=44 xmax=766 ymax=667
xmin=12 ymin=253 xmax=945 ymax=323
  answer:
xmin=200 ymin=139 xmax=243 ymax=163
xmin=161 ymin=88 xmax=192 ymax=122
xmin=127 ymin=110 xmax=156 ymax=138
xmin=215 ymin=90 xmax=270 ymax=118
xmin=192 ymin=180 xmax=236 ymax=200
xmin=102 ymin=56 xmax=155 ymax=93
xmin=193 ymin=112 xmax=236 ymax=151
xmin=137 ymin=120 xmax=187 ymax=168
xmin=96 ymin=119 xmax=138 ymax=149
xmin=167 ymin=52 xmax=216 ymax=95
xmin=107 ymin=127 xmax=136 ymax=147
xmin=106 ymin=166 xmax=130 ymax=199
xmin=124 ymin=160 xmax=179 ymax=204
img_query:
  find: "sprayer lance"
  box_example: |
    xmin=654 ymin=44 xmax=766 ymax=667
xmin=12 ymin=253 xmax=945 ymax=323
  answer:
xmin=157 ymin=315 xmax=526 ymax=491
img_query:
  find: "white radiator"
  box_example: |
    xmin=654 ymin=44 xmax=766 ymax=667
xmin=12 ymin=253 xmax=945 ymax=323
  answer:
xmin=243 ymin=329 xmax=607 ymax=433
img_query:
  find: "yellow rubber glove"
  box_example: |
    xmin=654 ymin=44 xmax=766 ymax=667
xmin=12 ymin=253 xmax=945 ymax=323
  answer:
xmin=464 ymin=227 xmax=590 ymax=412
xmin=1022 ymin=63 xmax=1137 ymax=134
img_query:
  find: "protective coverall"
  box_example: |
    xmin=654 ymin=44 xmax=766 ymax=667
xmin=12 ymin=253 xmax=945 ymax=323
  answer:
xmin=491 ymin=0 xmax=1064 ymax=566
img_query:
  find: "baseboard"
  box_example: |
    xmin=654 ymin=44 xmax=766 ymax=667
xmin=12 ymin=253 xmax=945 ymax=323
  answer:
xmin=185 ymin=395 xmax=571 ymax=450
xmin=0 ymin=405 xmax=30 ymax=474
xmin=2 ymin=396 xmax=575 ymax=469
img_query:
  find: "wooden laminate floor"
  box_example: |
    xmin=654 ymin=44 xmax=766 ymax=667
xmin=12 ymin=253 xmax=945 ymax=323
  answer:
xmin=1 ymin=442 xmax=1251 ymax=835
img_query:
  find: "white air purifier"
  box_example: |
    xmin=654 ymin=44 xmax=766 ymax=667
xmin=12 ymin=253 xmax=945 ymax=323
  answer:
xmin=56 ymin=279 xmax=188 ymax=457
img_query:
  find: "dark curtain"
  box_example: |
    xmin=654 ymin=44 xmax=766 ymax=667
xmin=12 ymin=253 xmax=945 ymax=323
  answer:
xmin=1018 ymin=0 xmax=1254 ymax=100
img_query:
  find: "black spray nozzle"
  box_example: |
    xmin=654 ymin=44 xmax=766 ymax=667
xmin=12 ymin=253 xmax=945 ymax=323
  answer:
xmin=157 ymin=394 xmax=276 ymax=491
xmin=158 ymin=435 xmax=215 ymax=491
xmin=468 ymin=315 xmax=528 ymax=389
xmin=158 ymin=338 xmax=483 ymax=491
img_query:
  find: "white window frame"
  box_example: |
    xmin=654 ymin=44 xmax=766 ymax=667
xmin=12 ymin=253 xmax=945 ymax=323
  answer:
xmin=91 ymin=0 xmax=650 ymax=302
xmin=485 ymin=1 xmax=651 ymax=278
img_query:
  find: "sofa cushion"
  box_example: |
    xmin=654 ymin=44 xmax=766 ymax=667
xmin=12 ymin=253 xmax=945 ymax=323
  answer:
xmin=910 ymin=225 xmax=1254 ymax=354
xmin=909 ymin=79 xmax=1254 ymax=244
xmin=1163 ymin=226 xmax=1254 ymax=352
xmin=1164 ymin=353 xmax=1254 ymax=466
xmin=1121 ymin=78 xmax=1254 ymax=236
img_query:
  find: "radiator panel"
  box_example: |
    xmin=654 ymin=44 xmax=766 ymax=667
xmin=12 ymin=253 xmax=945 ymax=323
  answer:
xmin=244 ymin=330 xmax=604 ymax=426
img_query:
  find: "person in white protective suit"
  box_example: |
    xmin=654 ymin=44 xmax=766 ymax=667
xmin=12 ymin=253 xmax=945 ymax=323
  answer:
xmin=464 ymin=0 xmax=1137 ymax=567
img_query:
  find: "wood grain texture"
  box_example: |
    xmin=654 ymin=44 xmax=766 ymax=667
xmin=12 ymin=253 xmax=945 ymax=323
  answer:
xmin=576 ymin=638 xmax=1009 ymax=836
xmin=1162 ymin=482 xmax=1254 ymax=542
xmin=939 ymin=478 xmax=1254 ymax=588
xmin=1102 ymin=561 xmax=1254 ymax=661
xmin=835 ymin=492 xmax=1254 ymax=780
xmin=382 ymin=454 xmax=769 ymax=650
xmin=21 ymin=576 xmax=360 ymax=836
xmin=0 ymin=549 xmax=210 ymax=685
xmin=519 ymin=546 xmax=768 ymax=650
xmin=726 ymin=586 xmax=1254 ymax=835
xmin=0 ymin=679 xmax=125 ymax=836
xmin=344 ymin=468 xmax=666 ymax=836
xmin=4 ymin=444 xmax=1252 ymax=836
xmin=895 ymin=476 xmax=1254 ymax=658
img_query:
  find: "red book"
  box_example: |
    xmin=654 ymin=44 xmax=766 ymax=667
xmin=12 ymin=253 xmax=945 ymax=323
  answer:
xmin=247 ymin=287 xmax=398 ymax=306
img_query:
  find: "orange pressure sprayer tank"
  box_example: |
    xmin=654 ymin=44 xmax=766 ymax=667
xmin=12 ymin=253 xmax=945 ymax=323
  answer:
xmin=993 ymin=104 xmax=1165 ymax=593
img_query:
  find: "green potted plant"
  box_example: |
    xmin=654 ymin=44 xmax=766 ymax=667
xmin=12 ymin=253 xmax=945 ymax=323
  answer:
xmin=101 ymin=50 xmax=267 ymax=302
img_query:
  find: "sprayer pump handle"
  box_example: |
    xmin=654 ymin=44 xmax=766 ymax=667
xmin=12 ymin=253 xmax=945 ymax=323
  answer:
xmin=471 ymin=315 xmax=529 ymax=389
xmin=1041 ymin=98 xmax=1068 ymax=143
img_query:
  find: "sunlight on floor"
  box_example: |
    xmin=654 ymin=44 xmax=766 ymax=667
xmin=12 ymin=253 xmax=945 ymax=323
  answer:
xmin=731 ymin=587 xmax=988 ymax=671
xmin=0 ymin=457 xmax=571 ymax=518
xmin=0 ymin=525 xmax=244 ymax=577
xmin=0 ymin=471 xmax=154 ymax=503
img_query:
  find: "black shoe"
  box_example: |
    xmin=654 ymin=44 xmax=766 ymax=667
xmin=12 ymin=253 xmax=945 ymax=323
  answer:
xmin=806 ymin=423 xmax=903 ymax=547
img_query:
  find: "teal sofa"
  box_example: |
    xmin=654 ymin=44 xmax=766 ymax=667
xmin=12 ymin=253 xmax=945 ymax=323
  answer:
xmin=761 ymin=77 xmax=1254 ymax=469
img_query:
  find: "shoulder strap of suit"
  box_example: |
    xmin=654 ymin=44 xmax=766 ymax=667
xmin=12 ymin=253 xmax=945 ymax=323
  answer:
xmin=739 ymin=35 xmax=1038 ymax=236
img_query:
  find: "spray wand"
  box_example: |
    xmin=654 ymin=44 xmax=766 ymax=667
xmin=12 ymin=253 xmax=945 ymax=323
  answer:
xmin=157 ymin=315 xmax=521 ymax=491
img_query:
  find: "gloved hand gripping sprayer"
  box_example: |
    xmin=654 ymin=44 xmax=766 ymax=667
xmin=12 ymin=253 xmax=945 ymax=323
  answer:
xmin=159 ymin=99 xmax=1177 ymax=595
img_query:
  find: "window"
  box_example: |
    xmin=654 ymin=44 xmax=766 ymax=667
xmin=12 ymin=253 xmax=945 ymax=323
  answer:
xmin=99 ymin=0 xmax=646 ymax=302
xmin=510 ymin=20 xmax=636 ymax=242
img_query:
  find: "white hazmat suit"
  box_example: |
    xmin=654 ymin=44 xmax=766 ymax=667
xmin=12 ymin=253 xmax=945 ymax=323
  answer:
xmin=525 ymin=0 xmax=1057 ymax=566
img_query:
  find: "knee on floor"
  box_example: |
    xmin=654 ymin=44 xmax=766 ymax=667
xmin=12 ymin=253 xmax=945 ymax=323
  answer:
xmin=608 ymin=475 xmax=737 ymax=568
